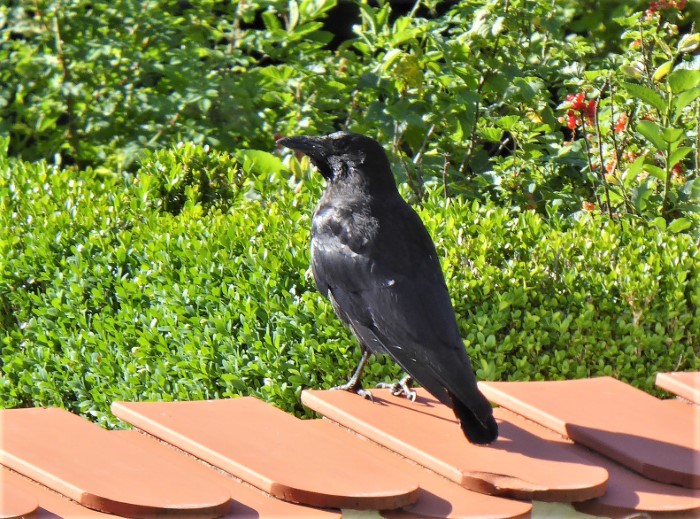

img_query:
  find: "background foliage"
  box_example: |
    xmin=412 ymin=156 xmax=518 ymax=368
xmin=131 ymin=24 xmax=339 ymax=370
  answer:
xmin=1 ymin=0 xmax=698 ymax=425
xmin=2 ymin=139 xmax=697 ymax=426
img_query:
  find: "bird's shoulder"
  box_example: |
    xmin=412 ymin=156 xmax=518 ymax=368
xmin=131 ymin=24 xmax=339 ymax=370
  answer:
xmin=311 ymin=189 xmax=442 ymax=285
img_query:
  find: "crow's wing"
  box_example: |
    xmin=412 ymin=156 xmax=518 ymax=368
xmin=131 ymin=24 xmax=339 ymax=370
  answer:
xmin=311 ymin=194 xmax=484 ymax=410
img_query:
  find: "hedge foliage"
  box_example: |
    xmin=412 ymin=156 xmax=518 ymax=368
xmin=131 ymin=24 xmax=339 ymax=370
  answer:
xmin=1 ymin=140 xmax=697 ymax=426
xmin=2 ymin=0 xmax=699 ymax=221
xmin=1 ymin=0 xmax=698 ymax=425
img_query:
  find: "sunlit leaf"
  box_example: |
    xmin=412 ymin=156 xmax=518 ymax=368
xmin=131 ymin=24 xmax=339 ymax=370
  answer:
xmin=637 ymin=120 xmax=666 ymax=151
xmin=620 ymin=82 xmax=665 ymax=113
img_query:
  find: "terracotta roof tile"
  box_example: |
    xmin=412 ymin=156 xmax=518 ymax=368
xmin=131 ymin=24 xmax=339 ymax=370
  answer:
xmin=1 ymin=467 xmax=113 ymax=518
xmin=656 ymin=371 xmax=700 ymax=405
xmin=0 ymin=469 xmax=39 ymax=519
xmin=114 ymin=430 xmax=340 ymax=518
xmin=301 ymin=388 xmax=608 ymax=502
xmin=0 ymin=407 xmax=231 ymax=517
xmin=308 ymin=419 xmax=532 ymax=519
xmin=479 ymin=377 xmax=700 ymax=489
xmin=494 ymin=408 xmax=700 ymax=516
xmin=3 ymin=373 xmax=697 ymax=518
xmin=112 ymin=397 xmax=420 ymax=510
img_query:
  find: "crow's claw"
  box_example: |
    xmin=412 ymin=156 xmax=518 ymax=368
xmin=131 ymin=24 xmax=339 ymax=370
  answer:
xmin=356 ymin=387 xmax=374 ymax=401
xmin=329 ymin=349 xmax=372 ymax=400
xmin=376 ymin=375 xmax=416 ymax=401
xmin=331 ymin=382 xmax=374 ymax=401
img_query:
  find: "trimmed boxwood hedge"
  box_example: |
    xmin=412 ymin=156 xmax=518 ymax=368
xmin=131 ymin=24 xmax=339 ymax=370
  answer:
xmin=1 ymin=142 xmax=697 ymax=427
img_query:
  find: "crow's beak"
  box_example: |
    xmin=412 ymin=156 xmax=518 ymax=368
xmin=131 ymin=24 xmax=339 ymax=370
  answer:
xmin=276 ymin=135 xmax=327 ymax=158
xmin=277 ymin=135 xmax=333 ymax=179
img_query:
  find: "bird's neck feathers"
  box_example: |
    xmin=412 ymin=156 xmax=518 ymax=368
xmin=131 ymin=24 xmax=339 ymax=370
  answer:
xmin=326 ymin=154 xmax=398 ymax=197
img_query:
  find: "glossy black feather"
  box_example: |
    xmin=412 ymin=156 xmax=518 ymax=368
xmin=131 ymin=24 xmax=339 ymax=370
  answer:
xmin=278 ymin=132 xmax=498 ymax=444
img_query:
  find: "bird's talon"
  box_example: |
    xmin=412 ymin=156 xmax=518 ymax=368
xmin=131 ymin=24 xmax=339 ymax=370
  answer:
xmin=357 ymin=388 xmax=374 ymax=401
xmin=331 ymin=382 xmax=374 ymax=401
xmin=376 ymin=375 xmax=415 ymax=401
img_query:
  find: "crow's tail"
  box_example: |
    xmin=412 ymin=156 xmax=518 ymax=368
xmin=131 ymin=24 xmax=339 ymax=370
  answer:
xmin=447 ymin=390 xmax=499 ymax=444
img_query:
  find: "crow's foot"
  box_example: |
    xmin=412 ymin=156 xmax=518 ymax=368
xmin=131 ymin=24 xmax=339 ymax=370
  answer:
xmin=330 ymin=349 xmax=373 ymax=400
xmin=376 ymin=375 xmax=416 ymax=401
xmin=330 ymin=381 xmax=373 ymax=401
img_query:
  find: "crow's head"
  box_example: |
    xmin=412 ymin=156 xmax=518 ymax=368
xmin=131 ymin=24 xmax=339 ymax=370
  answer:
xmin=277 ymin=131 xmax=396 ymax=192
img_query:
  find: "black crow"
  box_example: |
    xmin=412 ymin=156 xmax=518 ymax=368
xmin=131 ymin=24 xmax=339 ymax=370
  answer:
xmin=278 ymin=131 xmax=498 ymax=444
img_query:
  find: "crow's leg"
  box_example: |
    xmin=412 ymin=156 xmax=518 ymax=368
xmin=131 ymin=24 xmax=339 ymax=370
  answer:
xmin=376 ymin=374 xmax=416 ymax=402
xmin=331 ymin=349 xmax=373 ymax=400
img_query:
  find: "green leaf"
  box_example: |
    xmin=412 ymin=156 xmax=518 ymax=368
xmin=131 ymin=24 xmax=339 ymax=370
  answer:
xmin=623 ymin=155 xmax=645 ymax=187
xmin=673 ymin=87 xmax=700 ymax=121
xmin=469 ymin=7 xmax=491 ymax=37
xmin=652 ymin=60 xmax=673 ymax=82
xmin=382 ymin=49 xmax=404 ymax=70
xmin=677 ymin=33 xmax=700 ymax=53
xmin=584 ymin=70 xmax=608 ymax=81
xmin=637 ymin=120 xmax=666 ymax=151
xmin=662 ymin=126 xmax=684 ymax=144
xmin=644 ymin=164 xmax=666 ymax=180
xmin=496 ymin=115 xmax=520 ymax=131
xmin=668 ymin=147 xmax=692 ymax=169
xmin=288 ymin=0 xmax=299 ymax=31
xmin=668 ymin=69 xmax=700 ymax=93
xmin=262 ymin=11 xmax=282 ymax=31
xmin=657 ymin=39 xmax=674 ymax=59
xmin=620 ymin=82 xmax=665 ymax=113
xmin=667 ymin=218 xmax=691 ymax=233
xmin=237 ymin=150 xmax=284 ymax=175
xmin=478 ymin=127 xmax=503 ymax=143
xmin=653 ymin=217 xmax=667 ymax=231
xmin=511 ymin=77 xmax=544 ymax=103
xmin=631 ymin=183 xmax=652 ymax=211
xmin=620 ymin=63 xmax=644 ymax=80
xmin=392 ymin=54 xmax=423 ymax=89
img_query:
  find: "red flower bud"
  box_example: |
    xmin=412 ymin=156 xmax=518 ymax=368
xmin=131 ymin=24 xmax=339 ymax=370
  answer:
xmin=615 ymin=114 xmax=628 ymax=133
xmin=585 ymin=100 xmax=597 ymax=120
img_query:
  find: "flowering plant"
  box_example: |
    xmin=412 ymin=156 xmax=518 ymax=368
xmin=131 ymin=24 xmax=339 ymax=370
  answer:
xmin=556 ymin=0 xmax=698 ymax=230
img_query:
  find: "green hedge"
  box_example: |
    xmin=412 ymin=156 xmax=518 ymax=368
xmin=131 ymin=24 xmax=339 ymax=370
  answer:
xmin=2 ymin=0 xmax=698 ymax=222
xmin=1 ymin=142 xmax=697 ymax=426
